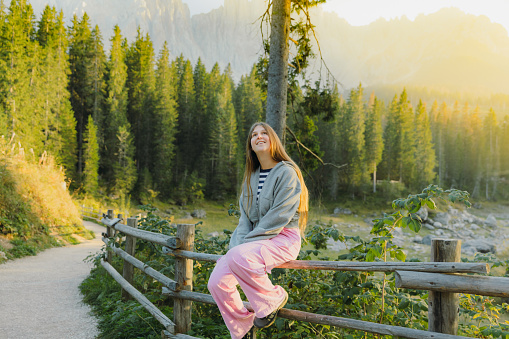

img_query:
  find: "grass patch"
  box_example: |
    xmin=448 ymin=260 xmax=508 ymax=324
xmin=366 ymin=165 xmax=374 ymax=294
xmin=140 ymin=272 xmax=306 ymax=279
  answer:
xmin=7 ymin=234 xmax=61 ymax=259
xmin=172 ymin=200 xmax=238 ymax=235
xmin=0 ymin=139 xmax=92 ymax=262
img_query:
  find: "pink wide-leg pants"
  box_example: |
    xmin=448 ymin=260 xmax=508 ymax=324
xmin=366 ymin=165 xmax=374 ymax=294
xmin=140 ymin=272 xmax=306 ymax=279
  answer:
xmin=207 ymin=228 xmax=301 ymax=339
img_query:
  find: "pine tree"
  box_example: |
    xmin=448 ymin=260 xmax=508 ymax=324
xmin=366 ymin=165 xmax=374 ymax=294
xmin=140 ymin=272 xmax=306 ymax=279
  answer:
xmin=207 ymin=69 xmax=239 ymax=197
xmin=364 ymin=95 xmax=384 ymax=193
xmin=69 ymin=13 xmax=93 ymax=181
xmin=234 ymin=65 xmax=264 ymax=146
xmin=450 ymin=102 xmax=471 ymax=188
xmin=202 ymin=62 xmax=222 ymax=196
xmin=1 ymin=0 xmax=42 ymax=152
xmin=287 ymin=81 xmax=326 ymax=177
xmin=461 ymin=105 xmax=480 ymax=192
xmin=192 ymin=57 xmax=211 ymax=179
xmin=398 ymin=89 xmax=415 ymax=185
xmin=412 ymin=100 xmax=436 ymax=189
xmin=175 ymin=57 xmax=196 ymax=175
xmin=470 ymin=106 xmax=484 ymax=198
xmin=125 ymin=27 xmax=156 ymax=188
xmin=446 ymin=101 xmax=462 ymax=187
xmin=36 ymin=6 xmax=77 ymax=179
xmin=379 ymin=95 xmax=399 ymax=181
xmin=483 ymin=109 xmax=499 ymax=200
xmin=83 ymin=115 xmax=99 ymax=195
xmin=113 ymin=125 xmax=137 ymax=197
xmin=428 ymin=100 xmax=440 ymax=178
xmin=58 ymin=100 xmax=78 ymax=180
xmin=378 ymin=89 xmax=416 ymax=187
xmin=342 ymin=84 xmax=367 ymax=192
xmin=104 ymin=25 xmax=130 ymax=187
xmin=152 ymin=42 xmax=178 ymax=198
xmin=313 ymin=83 xmax=342 ymax=199
xmin=88 ymin=25 xmax=106 ymax=143
xmin=500 ymin=115 xmax=509 ymax=195
xmin=435 ymin=102 xmax=450 ymax=187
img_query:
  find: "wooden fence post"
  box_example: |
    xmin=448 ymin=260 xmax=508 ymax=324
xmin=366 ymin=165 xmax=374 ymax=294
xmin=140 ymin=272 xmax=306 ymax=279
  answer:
xmin=428 ymin=239 xmax=461 ymax=335
xmin=106 ymin=209 xmax=114 ymax=264
xmin=122 ymin=217 xmax=138 ymax=300
xmin=174 ymin=223 xmax=195 ymax=334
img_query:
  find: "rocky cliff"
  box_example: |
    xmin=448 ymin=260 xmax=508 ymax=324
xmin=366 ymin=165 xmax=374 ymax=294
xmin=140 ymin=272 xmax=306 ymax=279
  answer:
xmin=29 ymin=0 xmax=509 ymax=94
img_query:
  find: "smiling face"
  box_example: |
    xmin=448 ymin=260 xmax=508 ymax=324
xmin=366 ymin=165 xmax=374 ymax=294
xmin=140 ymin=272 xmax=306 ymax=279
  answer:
xmin=250 ymin=125 xmax=271 ymax=156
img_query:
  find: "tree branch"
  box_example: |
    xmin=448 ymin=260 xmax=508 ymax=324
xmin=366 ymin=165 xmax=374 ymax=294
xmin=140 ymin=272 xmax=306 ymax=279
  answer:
xmin=258 ymin=1 xmax=272 ymax=55
xmin=294 ymin=2 xmax=339 ymax=86
xmin=286 ymin=126 xmax=347 ymax=170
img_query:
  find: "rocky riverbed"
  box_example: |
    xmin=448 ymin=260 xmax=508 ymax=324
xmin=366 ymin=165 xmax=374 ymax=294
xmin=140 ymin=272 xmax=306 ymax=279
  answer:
xmin=327 ymin=205 xmax=509 ymax=260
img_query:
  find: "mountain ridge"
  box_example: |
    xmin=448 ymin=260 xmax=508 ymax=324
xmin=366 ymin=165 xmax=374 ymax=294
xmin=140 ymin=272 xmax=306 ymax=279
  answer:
xmin=28 ymin=0 xmax=509 ymax=95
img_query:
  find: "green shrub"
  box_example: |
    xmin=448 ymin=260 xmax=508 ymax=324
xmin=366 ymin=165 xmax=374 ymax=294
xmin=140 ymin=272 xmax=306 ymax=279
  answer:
xmin=81 ymin=187 xmax=509 ymax=338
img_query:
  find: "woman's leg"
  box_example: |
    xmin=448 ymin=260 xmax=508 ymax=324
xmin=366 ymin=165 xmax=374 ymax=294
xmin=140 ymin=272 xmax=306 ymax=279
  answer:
xmin=225 ymin=228 xmax=301 ymax=318
xmin=208 ymin=228 xmax=300 ymax=338
xmin=208 ymin=257 xmax=255 ymax=339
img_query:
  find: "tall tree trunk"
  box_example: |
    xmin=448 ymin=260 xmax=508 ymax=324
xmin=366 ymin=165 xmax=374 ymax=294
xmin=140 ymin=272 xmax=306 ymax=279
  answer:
xmin=266 ymin=0 xmax=290 ymax=141
xmin=373 ymin=162 xmax=377 ymax=193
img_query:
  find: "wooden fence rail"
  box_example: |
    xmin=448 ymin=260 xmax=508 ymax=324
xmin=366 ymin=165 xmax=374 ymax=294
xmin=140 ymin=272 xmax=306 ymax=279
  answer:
xmin=161 ymin=248 xmax=489 ymax=274
xmin=79 ymin=205 xmax=102 ymax=221
xmin=86 ymin=210 xmax=509 ymax=339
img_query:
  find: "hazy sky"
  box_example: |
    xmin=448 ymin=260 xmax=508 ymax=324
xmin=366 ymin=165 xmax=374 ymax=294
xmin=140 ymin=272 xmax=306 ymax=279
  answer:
xmin=182 ymin=0 xmax=509 ymax=34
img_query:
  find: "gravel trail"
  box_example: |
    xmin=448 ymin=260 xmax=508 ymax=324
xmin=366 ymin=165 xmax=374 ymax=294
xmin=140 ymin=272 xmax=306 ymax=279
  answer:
xmin=0 ymin=221 xmax=104 ymax=339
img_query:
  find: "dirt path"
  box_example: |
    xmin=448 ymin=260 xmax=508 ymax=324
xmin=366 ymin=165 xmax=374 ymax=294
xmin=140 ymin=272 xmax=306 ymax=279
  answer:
xmin=0 ymin=221 xmax=104 ymax=339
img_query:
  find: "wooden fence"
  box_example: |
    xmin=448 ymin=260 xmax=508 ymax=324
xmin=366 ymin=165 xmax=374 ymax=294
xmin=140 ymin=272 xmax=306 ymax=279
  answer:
xmin=80 ymin=205 xmax=102 ymax=222
xmin=90 ymin=209 xmax=509 ymax=339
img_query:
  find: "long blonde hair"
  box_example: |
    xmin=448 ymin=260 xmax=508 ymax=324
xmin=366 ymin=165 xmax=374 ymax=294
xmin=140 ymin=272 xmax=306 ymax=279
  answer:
xmin=243 ymin=122 xmax=309 ymax=236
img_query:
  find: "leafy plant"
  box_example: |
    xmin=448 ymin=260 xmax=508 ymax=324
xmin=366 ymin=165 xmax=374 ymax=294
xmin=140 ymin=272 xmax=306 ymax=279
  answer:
xmin=81 ymin=187 xmax=508 ymax=339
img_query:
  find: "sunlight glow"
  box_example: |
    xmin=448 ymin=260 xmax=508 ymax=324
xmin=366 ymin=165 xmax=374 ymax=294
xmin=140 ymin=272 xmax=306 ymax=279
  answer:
xmin=321 ymin=0 xmax=509 ymax=34
xmin=182 ymin=0 xmax=509 ymax=35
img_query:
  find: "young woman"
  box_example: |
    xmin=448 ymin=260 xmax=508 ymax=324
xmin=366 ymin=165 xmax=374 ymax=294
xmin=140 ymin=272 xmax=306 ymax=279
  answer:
xmin=208 ymin=122 xmax=309 ymax=339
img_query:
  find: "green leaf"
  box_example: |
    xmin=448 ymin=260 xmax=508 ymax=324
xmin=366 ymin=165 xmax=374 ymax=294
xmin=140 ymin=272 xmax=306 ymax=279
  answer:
xmin=400 ymin=216 xmax=411 ymax=229
xmin=396 ymin=217 xmax=406 ymax=229
xmin=406 ymin=197 xmax=421 ymax=213
xmin=398 ymin=298 xmax=410 ymax=310
xmin=330 ymin=229 xmax=340 ymax=241
xmin=395 ymin=249 xmax=406 ymax=261
xmin=408 ymin=218 xmax=421 ymax=233
xmin=426 ymin=198 xmax=436 ymax=210
xmin=383 ymin=216 xmax=396 ymax=225
xmin=410 ymin=213 xmax=422 ymax=222
xmin=366 ymin=249 xmax=375 ymax=262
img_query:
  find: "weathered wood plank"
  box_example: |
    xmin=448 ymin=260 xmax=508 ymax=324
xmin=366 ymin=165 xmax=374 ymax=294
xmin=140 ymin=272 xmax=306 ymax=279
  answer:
xmin=174 ymin=224 xmax=195 ymax=334
xmin=162 ymin=330 xmax=200 ymax=339
xmin=105 ymin=210 xmax=115 ymax=264
xmin=122 ymin=217 xmax=138 ymax=300
xmin=101 ymin=260 xmax=175 ymax=333
xmin=162 ymin=288 xmax=473 ymax=339
xmin=163 ymin=249 xmax=221 ymax=262
xmin=164 ymin=249 xmax=488 ymax=274
xmin=101 ymin=217 xmax=121 ymax=227
xmin=102 ymin=238 xmax=177 ymax=290
xmin=101 ymin=218 xmax=181 ymax=248
xmin=428 ymin=239 xmax=461 ymax=335
xmin=278 ymin=259 xmax=487 ymax=274
xmin=395 ymin=271 xmax=509 ymax=298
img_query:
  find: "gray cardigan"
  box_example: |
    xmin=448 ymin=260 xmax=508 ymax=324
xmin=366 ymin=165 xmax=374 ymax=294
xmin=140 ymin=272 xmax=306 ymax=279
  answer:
xmin=229 ymin=161 xmax=301 ymax=249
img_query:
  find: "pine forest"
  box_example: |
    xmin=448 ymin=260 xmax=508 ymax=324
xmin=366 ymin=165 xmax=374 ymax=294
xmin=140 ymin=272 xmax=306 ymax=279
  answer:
xmin=1 ymin=0 xmax=509 ymax=209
